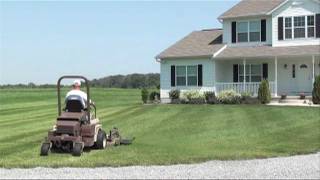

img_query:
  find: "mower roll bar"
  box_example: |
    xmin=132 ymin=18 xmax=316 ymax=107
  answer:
xmin=57 ymin=75 xmax=91 ymax=118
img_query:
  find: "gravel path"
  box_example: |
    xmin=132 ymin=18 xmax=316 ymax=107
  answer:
xmin=1 ymin=153 xmax=319 ymax=179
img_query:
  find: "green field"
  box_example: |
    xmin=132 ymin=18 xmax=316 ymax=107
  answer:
xmin=0 ymin=88 xmax=319 ymax=168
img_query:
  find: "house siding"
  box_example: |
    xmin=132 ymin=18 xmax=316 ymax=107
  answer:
xmin=215 ymin=59 xmax=276 ymax=83
xmin=272 ymin=0 xmax=320 ymax=47
xmin=160 ymin=58 xmax=215 ymax=102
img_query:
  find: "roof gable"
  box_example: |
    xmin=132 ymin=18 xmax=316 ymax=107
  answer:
xmin=219 ymin=0 xmax=286 ymax=19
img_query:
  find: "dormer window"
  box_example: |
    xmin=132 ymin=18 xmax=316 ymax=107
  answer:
xmin=249 ymin=21 xmax=261 ymax=42
xmin=237 ymin=22 xmax=248 ymax=42
xmin=237 ymin=20 xmax=261 ymax=43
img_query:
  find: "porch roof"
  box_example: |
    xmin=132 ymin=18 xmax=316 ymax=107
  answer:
xmin=215 ymin=45 xmax=320 ymax=59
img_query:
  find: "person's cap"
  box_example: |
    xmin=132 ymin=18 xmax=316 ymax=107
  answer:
xmin=73 ymin=80 xmax=81 ymax=86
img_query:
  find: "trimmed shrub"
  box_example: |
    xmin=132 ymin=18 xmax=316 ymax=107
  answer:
xmin=149 ymin=91 xmax=160 ymax=101
xmin=181 ymin=90 xmax=206 ymax=104
xmin=258 ymin=79 xmax=271 ymax=104
xmin=240 ymin=92 xmax=252 ymax=101
xmin=217 ymin=90 xmax=241 ymax=104
xmin=204 ymin=91 xmax=216 ymax=104
xmin=169 ymin=89 xmax=180 ymax=104
xmin=312 ymin=75 xmax=320 ymax=104
xmin=141 ymin=88 xmax=149 ymax=104
xmin=182 ymin=90 xmax=202 ymax=100
xmin=241 ymin=92 xmax=259 ymax=104
xmin=169 ymin=89 xmax=180 ymax=100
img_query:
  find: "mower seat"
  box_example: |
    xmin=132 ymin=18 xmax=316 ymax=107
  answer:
xmin=65 ymin=95 xmax=85 ymax=112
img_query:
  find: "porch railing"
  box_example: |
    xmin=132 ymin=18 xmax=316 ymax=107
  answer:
xmin=215 ymin=81 xmax=275 ymax=96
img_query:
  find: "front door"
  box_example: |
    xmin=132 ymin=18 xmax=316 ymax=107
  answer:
xmin=296 ymin=63 xmax=313 ymax=93
xmin=278 ymin=61 xmax=312 ymax=95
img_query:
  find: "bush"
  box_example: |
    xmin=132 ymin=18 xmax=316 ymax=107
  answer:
xmin=204 ymin=91 xmax=216 ymax=104
xmin=169 ymin=89 xmax=180 ymax=100
xmin=312 ymin=75 xmax=320 ymax=104
xmin=149 ymin=91 xmax=160 ymax=101
xmin=182 ymin=90 xmax=206 ymax=104
xmin=240 ymin=92 xmax=259 ymax=104
xmin=141 ymin=88 xmax=149 ymax=104
xmin=258 ymin=79 xmax=271 ymax=104
xmin=217 ymin=90 xmax=241 ymax=104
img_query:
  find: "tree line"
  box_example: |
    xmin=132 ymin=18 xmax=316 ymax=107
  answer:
xmin=91 ymin=73 xmax=160 ymax=89
xmin=0 ymin=73 xmax=160 ymax=89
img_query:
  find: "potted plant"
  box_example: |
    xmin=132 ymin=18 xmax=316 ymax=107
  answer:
xmin=281 ymin=93 xmax=287 ymax=100
xmin=299 ymin=92 xmax=306 ymax=99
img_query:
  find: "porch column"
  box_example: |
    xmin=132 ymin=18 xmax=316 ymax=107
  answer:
xmin=312 ymin=55 xmax=315 ymax=84
xmin=275 ymin=57 xmax=278 ymax=97
xmin=243 ymin=58 xmax=246 ymax=92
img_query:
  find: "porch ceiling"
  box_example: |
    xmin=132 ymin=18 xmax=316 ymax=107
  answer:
xmin=215 ymin=45 xmax=320 ymax=59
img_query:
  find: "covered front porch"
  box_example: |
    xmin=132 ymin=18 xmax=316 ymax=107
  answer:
xmin=214 ymin=55 xmax=320 ymax=97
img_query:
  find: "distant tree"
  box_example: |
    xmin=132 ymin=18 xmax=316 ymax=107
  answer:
xmin=28 ymin=82 xmax=36 ymax=88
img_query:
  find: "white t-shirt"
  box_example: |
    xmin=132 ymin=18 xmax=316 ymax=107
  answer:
xmin=66 ymin=90 xmax=88 ymax=107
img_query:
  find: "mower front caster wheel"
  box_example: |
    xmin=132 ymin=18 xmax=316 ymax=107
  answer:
xmin=96 ymin=130 xmax=107 ymax=149
xmin=40 ymin=143 xmax=51 ymax=156
xmin=72 ymin=143 xmax=83 ymax=156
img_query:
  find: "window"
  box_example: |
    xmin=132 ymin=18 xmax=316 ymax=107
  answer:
xmin=238 ymin=64 xmax=262 ymax=82
xmin=250 ymin=64 xmax=262 ymax=82
xmin=176 ymin=65 xmax=198 ymax=86
xmin=249 ymin=21 xmax=260 ymax=42
xmin=300 ymin=64 xmax=308 ymax=69
xmin=239 ymin=64 xmax=250 ymax=82
xmin=285 ymin=17 xmax=292 ymax=39
xmin=187 ymin=66 xmax=197 ymax=86
xmin=307 ymin=15 xmax=315 ymax=38
xmin=176 ymin=66 xmax=186 ymax=86
xmin=237 ymin=21 xmax=261 ymax=43
xmin=237 ymin=22 xmax=248 ymax=42
xmin=294 ymin=16 xmax=305 ymax=38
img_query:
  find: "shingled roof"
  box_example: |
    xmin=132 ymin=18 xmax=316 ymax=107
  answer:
xmin=215 ymin=45 xmax=320 ymax=58
xmin=218 ymin=0 xmax=286 ymax=19
xmin=156 ymin=29 xmax=225 ymax=59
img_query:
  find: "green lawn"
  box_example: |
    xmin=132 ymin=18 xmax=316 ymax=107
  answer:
xmin=0 ymin=88 xmax=319 ymax=168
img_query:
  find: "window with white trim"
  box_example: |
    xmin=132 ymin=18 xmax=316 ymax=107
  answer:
xmin=307 ymin=15 xmax=315 ymax=38
xmin=237 ymin=21 xmax=261 ymax=42
xmin=176 ymin=66 xmax=186 ymax=86
xmin=176 ymin=65 xmax=198 ymax=86
xmin=187 ymin=66 xmax=197 ymax=86
xmin=238 ymin=64 xmax=262 ymax=82
xmin=294 ymin=16 xmax=305 ymax=38
xmin=237 ymin=22 xmax=248 ymax=42
xmin=249 ymin=21 xmax=261 ymax=42
xmin=285 ymin=17 xmax=292 ymax=39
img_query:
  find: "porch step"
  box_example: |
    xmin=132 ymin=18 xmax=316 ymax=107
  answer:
xmin=278 ymin=99 xmax=311 ymax=104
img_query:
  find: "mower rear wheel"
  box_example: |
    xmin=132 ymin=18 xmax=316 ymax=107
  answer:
xmin=40 ymin=143 xmax=50 ymax=156
xmin=96 ymin=130 xmax=107 ymax=149
xmin=72 ymin=143 xmax=83 ymax=156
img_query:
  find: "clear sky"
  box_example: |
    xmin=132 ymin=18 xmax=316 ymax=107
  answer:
xmin=0 ymin=0 xmax=239 ymax=84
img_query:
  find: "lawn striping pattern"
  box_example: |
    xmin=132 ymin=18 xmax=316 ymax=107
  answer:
xmin=0 ymin=88 xmax=319 ymax=168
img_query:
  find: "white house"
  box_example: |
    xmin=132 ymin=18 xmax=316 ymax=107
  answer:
xmin=156 ymin=0 xmax=320 ymax=103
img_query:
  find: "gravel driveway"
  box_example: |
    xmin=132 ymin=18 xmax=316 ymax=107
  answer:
xmin=1 ymin=153 xmax=319 ymax=179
